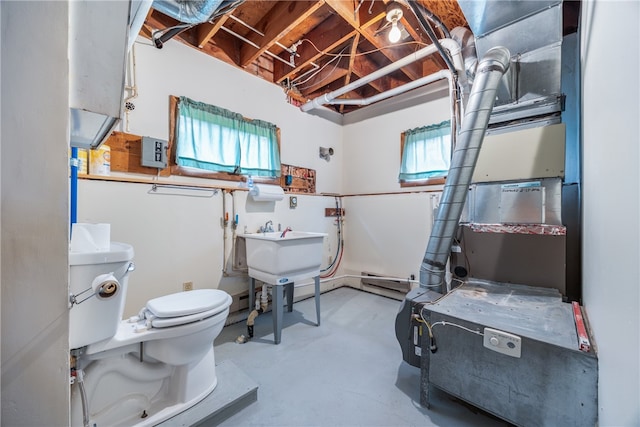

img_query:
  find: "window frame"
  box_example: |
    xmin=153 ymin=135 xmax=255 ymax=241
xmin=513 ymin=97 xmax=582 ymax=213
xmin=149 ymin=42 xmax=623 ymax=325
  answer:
xmin=398 ymin=122 xmax=451 ymax=188
xmin=165 ymin=95 xmax=281 ymax=185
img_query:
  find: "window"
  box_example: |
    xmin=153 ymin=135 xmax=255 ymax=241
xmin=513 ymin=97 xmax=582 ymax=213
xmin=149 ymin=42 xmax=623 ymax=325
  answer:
xmin=399 ymin=120 xmax=451 ymax=187
xmin=171 ymin=96 xmax=281 ymax=180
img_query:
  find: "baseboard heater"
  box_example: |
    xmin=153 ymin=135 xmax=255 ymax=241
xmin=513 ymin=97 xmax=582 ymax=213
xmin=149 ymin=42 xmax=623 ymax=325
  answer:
xmin=360 ymin=272 xmax=411 ymax=294
xmin=229 ymin=285 xmax=265 ymax=315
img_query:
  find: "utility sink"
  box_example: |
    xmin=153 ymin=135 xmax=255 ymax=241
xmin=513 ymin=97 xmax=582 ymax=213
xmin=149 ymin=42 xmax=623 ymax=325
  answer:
xmin=242 ymin=231 xmax=327 ymax=285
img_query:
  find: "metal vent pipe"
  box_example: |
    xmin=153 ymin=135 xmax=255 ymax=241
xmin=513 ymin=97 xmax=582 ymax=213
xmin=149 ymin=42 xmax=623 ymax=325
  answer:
xmin=419 ymin=46 xmax=511 ymax=292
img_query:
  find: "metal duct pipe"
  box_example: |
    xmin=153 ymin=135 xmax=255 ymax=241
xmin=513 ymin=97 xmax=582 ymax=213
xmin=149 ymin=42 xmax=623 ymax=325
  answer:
xmin=450 ymin=26 xmax=477 ymax=86
xmin=300 ymin=39 xmax=463 ymax=113
xmin=151 ymin=0 xmax=244 ymax=48
xmin=419 ymin=46 xmax=511 ymax=293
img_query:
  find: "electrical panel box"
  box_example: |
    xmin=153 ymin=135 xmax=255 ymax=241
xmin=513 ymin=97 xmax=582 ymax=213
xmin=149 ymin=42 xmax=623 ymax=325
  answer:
xmin=141 ymin=136 xmax=168 ymax=168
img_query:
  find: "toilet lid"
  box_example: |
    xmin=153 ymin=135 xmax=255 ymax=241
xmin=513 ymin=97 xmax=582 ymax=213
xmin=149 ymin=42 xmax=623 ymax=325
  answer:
xmin=146 ymin=289 xmax=231 ymax=318
xmin=149 ymin=304 xmax=229 ymax=328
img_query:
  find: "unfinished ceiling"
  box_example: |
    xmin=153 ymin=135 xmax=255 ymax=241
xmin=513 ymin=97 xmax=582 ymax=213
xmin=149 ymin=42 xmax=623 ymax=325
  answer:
xmin=141 ymin=0 xmax=469 ymax=115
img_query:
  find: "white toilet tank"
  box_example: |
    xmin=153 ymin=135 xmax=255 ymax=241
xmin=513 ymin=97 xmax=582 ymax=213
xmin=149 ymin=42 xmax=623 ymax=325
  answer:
xmin=69 ymin=242 xmax=134 ymax=349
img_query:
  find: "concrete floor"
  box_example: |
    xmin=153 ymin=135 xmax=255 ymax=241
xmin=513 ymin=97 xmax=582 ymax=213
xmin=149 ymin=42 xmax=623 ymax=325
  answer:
xmin=207 ymin=287 xmax=509 ymax=427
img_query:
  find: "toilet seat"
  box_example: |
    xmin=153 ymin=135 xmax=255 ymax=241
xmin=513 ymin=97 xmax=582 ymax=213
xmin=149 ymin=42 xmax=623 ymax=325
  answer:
xmin=138 ymin=289 xmax=232 ymax=329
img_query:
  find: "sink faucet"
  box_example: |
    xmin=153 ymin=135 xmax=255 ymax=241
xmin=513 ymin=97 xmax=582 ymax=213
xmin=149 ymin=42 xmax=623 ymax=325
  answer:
xmin=263 ymin=220 xmax=274 ymax=233
xmin=280 ymin=226 xmax=292 ymax=238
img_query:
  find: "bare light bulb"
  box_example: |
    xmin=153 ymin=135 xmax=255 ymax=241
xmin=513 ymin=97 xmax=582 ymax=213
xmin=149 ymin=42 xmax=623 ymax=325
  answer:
xmin=388 ymin=22 xmax=401 ymax=43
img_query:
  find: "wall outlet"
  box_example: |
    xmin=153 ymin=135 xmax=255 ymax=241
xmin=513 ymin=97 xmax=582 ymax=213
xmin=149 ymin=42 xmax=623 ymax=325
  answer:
xmin=183 ymin=281 xmax=193 ymax=291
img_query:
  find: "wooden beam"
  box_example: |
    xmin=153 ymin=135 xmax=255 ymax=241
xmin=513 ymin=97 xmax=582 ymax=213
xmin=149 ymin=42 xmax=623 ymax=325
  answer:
xmin=196 ymin=15 xmax=230 ymax=48
xmin=340 ymin=33 xmax=360 ymax=113
xmin=145 ymin=10 xmax=182 ymax=34
xmin=325 ymin=0 xmax=359 ymax=27
xmin=325 ymin=0 xmax=423 ymax=81
xmin=299 ymin=67 xmax=349 ymax=96
xmin=273 ymin=14 xmax=355 ymax=83
xmin=105 ymin=132 xmax=162 ymax=176
xmin=199 ymin=29 xmax=242 ymax=66
xmin=239 ymin=1 xmax=325 ymax=68
xmin=351 ymin=52 xmax=388 ymax=91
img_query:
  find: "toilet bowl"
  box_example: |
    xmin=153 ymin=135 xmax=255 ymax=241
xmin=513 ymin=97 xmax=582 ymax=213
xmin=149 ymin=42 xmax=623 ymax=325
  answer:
xmin=69 ymin=242 xmax=232 ymax=427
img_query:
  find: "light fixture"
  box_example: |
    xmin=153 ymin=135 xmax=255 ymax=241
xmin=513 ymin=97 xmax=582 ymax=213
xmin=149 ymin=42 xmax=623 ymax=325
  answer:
xmin=386 ymin=2 xmax=403 ymax=43
xmin=388 ymin=22 xmax=402 ymax=43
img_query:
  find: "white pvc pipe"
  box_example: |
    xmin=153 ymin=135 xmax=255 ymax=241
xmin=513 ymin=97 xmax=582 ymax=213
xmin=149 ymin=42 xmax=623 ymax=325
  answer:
xmin=260 ymin=285 xmax=268 ymax=311
xmin=328 ymin=70 xmax=451 ymax=106
xmin=220 ymin=26 xmax=296 ymax=68
xmin=300 ymin=38 xmax=463 ymax=112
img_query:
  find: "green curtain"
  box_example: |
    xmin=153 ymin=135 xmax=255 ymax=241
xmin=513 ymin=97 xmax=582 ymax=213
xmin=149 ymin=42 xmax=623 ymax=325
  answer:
xmin=398 ymin=120 xmax=451 ymax=181
xmin=176 ymin=96 xmax=281 ymax=177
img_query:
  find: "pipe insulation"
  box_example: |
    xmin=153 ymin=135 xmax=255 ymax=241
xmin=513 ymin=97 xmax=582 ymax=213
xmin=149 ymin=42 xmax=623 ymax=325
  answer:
xmin=419 ymin=46 xmax=511 ymax=293
xmin=152 ymin=0 xmax=226 ymax=24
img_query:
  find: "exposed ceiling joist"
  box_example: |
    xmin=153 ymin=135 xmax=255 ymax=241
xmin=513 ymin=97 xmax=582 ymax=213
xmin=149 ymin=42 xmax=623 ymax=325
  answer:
xmin=142 ymin=0 xmax=470 ymax=115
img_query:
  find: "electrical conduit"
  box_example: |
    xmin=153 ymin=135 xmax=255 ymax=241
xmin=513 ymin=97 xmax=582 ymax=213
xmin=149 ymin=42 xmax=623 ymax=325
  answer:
xmin=70 ymin=147 xmax=79 ymax=234
xmin=419 ymin=46 xmax=511 ymax=293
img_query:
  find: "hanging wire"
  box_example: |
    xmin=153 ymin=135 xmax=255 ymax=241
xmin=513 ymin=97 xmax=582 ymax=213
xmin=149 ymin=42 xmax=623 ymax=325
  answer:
xmin=294 ymin=45 xmax=350 ymax=89
xmin=299 ymin=38 xmax=429 ymax=59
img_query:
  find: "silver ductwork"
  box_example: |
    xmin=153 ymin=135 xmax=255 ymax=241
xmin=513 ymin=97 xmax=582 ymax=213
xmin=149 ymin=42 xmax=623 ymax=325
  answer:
xmin=419 ymin=46 xmax=511 ymax=292
xmin=151 ymin=0 xmax=244 ymax=48
xmin=450 ymin=27 xmax=477 ymax=86
xmin=458 ymin=0 xmax=564 ymax=126
xmin=152 ymin=0 xmax=226 ymax=24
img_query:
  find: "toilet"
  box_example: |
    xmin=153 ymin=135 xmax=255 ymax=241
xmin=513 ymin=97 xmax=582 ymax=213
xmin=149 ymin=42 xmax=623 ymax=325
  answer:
xmin=69 ymin=240 xmax=232 ymax=427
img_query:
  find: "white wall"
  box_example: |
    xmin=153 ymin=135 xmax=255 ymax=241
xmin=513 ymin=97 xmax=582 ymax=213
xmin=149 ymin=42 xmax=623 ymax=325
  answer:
xmin=342 ymin=193 xmax=437 ymax=282
xmin=581 ymin=1 xmax=640 ymax=425
xmin=78 ymin=180 xmax=341 ymax=317
xmin=78 ymin=39 xmax=346 ymax=317
xmin=1 ymin=2 xmax=70 ymax=425
xmin=342 ymin=96 xmax=450 ymax=195
xmin=340 ymin=95 xmax=450 ymax=283
xmin=126 ymin=39 xmax=343 ymax=193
